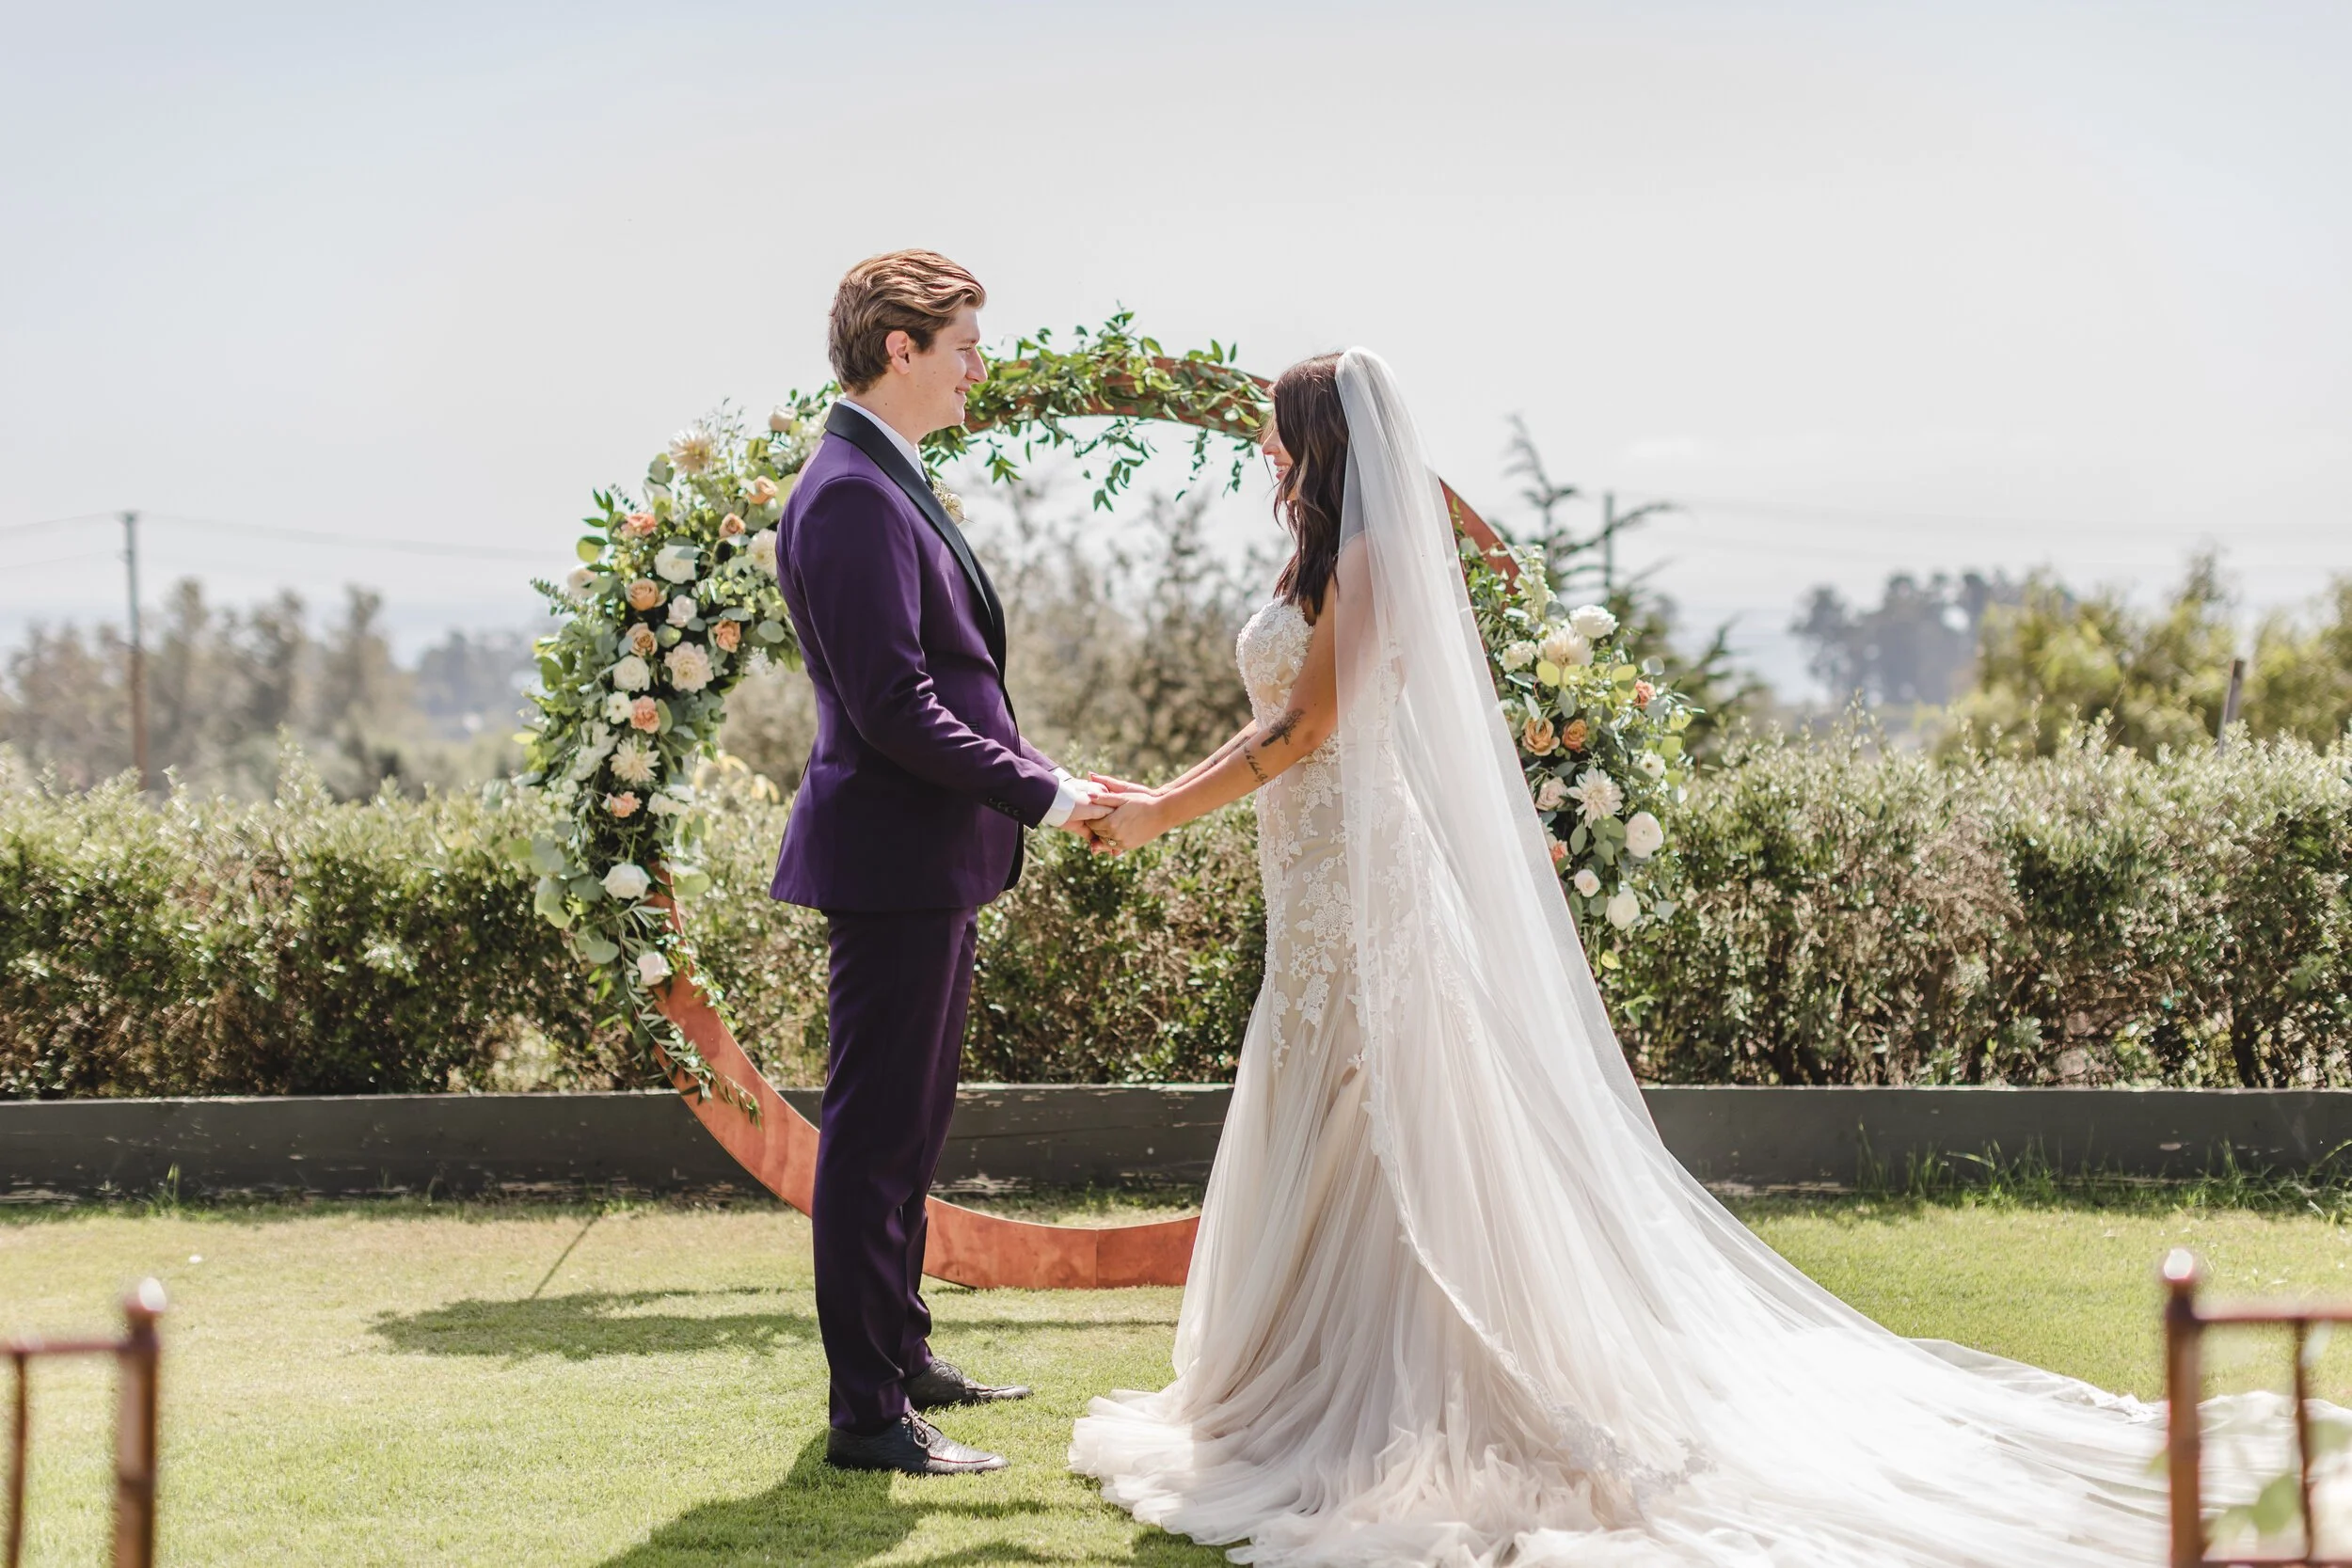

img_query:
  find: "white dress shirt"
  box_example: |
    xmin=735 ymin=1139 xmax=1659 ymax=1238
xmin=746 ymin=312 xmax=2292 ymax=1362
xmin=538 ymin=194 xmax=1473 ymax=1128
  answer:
xmin=834 ymin=399 xmax=1091 ymax=830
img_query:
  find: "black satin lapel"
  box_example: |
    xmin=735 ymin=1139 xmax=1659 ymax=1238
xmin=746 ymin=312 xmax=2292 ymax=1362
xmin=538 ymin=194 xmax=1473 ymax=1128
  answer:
xmin=822 ymin=406 xmax=1003 ymax=666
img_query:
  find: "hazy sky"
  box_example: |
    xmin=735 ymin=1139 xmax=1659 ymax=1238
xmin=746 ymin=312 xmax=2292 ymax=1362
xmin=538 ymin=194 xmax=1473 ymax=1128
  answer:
xmin=6 ymin=1 xmax=2346 ymax=693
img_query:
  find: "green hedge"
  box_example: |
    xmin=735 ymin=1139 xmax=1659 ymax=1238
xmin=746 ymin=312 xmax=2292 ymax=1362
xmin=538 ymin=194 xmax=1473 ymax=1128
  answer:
xmin=1613 ymin=734 xmax=2352 ymax=1086
xmin=6 ymin=737 xmax=2346 ymax=1097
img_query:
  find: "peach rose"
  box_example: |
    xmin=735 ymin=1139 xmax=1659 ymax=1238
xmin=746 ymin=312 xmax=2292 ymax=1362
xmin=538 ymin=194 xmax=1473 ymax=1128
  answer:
xmin=622 ymin=512 xmax=658 ymax=538
xmin=1549 ymin=839 xmax=1570 ymax=866
xmin=626 ymin=578 xmax=662 ymax=611
xmin=1522 ymin=718 xmax=1558 ymax=755
xmin=628 ymin=696 xmax=660 ymax=732
xmin=720 ymin=513 xmax=746 ymax=538
xmin=747 ymin=476 xmax=779 ymax=505
xmin=626 ymin=624 xmax=658 ymax=657
xmin=712 ymin=620 xmax=742 ymax=653
xmin=1562 ymin=719 xmax=1589 ymax=752
xmin=605 ymin=791 xmax=641 ymax=819
xmin=1634 ymin=680 xmax=1656 ymax=708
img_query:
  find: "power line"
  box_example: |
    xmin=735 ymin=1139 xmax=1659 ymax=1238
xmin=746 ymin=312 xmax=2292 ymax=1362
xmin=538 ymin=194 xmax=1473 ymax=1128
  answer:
xmin=22 ymin=547 xmax=120 ymax=571
xmin=142 ymin=514 xmax=555 ymax=562
xmin=0 ymin=512 xmax=117 ymax=538
xmin=2 ymin=509 xmax=560 ymax=563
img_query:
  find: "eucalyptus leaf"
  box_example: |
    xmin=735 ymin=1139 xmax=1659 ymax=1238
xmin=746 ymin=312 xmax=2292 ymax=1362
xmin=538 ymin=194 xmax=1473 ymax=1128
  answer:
xmin=2250 ymin=1471 xmax=2302 ymax=1537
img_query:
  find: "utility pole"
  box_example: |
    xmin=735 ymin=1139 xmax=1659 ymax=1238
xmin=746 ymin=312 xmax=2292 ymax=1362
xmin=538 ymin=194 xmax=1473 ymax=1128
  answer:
xmin=122 ymin=510 xmax=151 ymax=792
xmin=2217 ymin=655 xmax=2247 ymax=754
xmin=1597 ymin=491 xmax=1676 ymax=600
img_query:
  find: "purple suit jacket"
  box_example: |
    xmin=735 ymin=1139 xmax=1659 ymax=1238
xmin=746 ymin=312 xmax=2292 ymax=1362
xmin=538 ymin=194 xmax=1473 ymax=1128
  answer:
xmin=769 ymin=405 xmax=1063 ymax=911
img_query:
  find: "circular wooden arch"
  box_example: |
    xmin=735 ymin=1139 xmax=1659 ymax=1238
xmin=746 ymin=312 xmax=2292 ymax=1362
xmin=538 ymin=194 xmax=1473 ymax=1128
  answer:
xmin=658 ymin=360 xmax=1510 ymax=1290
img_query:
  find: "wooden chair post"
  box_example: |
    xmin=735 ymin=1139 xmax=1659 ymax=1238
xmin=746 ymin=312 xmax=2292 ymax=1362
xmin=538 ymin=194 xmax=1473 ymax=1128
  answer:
xmin=111 ymin=1281 xmax=164 ymax=1568
xmin=5 ymin=1350 xmax=26 ymax=1568
xmin=2 ymin=1280 xmax=166 ymax=1568
xmin=2166 ymin=1248 xmax=2207 ymax=1568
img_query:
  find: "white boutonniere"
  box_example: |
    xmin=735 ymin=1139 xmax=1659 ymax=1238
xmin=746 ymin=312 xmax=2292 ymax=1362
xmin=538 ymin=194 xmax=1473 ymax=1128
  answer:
xmin=929 ymin=475 xmax=965 ymax=525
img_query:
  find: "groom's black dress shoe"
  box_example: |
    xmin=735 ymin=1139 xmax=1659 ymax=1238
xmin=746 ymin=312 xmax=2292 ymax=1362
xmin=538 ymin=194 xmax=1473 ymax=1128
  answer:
xmin=906 ymin=1357 xmax=1033 ymax=1411
xmin=824 ymin=1413 xmax=1008 ymax=1475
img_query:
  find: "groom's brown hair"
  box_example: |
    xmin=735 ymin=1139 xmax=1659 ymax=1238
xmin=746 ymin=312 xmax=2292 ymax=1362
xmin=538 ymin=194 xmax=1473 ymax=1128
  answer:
xmin=829 ymin=250 xmax=988 ymax=392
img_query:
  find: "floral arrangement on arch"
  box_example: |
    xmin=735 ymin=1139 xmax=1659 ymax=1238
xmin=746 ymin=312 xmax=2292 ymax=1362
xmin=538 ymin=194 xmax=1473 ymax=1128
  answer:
xmin=516 ymin=400 xmax=831 ymax=1109
xmin=1461 ymin=540 xmax=1695 ymax=971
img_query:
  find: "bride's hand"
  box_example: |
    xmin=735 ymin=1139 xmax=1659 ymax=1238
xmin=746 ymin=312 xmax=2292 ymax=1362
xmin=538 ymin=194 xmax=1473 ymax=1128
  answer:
xmin=1087 ymin=793 xmax=1168 ymax=856
xmin=1087 ymin=771 xmax=1156 ymax=798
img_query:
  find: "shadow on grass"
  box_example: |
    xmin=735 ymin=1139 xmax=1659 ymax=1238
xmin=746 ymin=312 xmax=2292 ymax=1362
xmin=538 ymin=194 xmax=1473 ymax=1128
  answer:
xmin=373 ymin=1289 xmax=1178 ymax=1360
xmin=372 ymin=1288 xmax=818 ymax=1359
xmin=596 ymin=1433 xmax=1226 ymax=1567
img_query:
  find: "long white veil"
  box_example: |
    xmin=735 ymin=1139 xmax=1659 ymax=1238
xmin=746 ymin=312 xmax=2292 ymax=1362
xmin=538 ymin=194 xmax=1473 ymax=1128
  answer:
xmin=1327 ymin=347 xmax=2203 ymax=1561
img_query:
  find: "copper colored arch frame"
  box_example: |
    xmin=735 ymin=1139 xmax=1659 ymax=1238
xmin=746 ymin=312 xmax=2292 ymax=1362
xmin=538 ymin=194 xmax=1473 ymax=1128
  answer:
xmin=658 ymin=360 xmax=1511 ymax=1290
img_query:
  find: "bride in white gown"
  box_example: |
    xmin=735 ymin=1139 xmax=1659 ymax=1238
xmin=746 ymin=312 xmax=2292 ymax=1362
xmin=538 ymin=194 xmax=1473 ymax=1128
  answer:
xmin=1069 ymin=349 xmax=2301 ymax=1567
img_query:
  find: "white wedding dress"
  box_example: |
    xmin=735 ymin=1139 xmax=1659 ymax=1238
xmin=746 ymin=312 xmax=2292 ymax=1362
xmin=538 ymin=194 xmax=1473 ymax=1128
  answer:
xmin=1069 ymin=351 xmax=2321 ymax=1566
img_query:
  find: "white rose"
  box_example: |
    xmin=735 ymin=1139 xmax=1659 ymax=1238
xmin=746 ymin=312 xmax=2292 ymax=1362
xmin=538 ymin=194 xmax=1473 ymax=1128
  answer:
xmin=1540 ymin=628 xmax=1593 ymax=670
xmin=1573 ymin=868 xmax=1601 ymax=897
xmin=1638 ymin=752 xmax=1667 ymax=781
xmin=1499 ymin=641 xmax=1538 ymax=673
xmin=768 ymin=406 xmax=799 ymax=436
xmin=636 ymin=948 xmax=672 ymax=986
xmin=748 ymin=529 xmax=779 ymax=577
xmin=564 ymin=566 xmax=594 ymax=599
xmin=1569 ymin=604 xmax=1618 ymax=641
xmin=611 ymin=655 xmax=651 ymax=692
xmin=1625 ymin=810 xmax=1665 ymax=860
xmin=1568 ymin=768 xmax=1624 ymax=823
xmin=1534 ymin=776 xmax=1568 ymax=812
xmin=665 ymin=642 xmax=714 ymax=692
xmin=1606 ymin=889 xmax=1641 ymax=930
xmin=602 ymin=863 xmax=652 ymax=901
xmin=666 ymin=594 xmax=696 ymax=626
xmin=654 ymin=544 xmax=699 ymax=584
xmin=602 ymin=691 xmax=632 ymax=724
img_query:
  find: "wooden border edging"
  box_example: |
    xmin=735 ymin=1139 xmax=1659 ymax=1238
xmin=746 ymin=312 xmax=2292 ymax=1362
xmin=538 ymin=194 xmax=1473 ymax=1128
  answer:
xmin=12 ymin=1085 xmax=2352 ymax=1204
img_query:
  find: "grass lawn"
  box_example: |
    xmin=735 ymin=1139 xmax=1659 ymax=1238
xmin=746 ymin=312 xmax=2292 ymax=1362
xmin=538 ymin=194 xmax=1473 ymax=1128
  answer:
xmin=7 ymin=1188 xmax=2352 ymax=1566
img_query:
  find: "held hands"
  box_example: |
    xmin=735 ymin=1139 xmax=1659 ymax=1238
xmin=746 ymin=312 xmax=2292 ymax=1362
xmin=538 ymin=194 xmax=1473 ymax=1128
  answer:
xmin=1082 ymin=773 xmax=1167 ymax=857
xmin=1044 ymin=772 xmax=1174 ymax=856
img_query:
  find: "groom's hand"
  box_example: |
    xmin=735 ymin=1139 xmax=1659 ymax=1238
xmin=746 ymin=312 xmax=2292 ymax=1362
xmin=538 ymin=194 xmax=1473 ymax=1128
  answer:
xmin=1054 ymin=798 xmax=1112 ymax=842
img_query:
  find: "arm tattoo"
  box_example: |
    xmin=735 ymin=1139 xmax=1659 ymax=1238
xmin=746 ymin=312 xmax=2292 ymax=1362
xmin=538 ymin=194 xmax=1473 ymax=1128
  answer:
xmin=1260 ymin=707 xmax=1304 ymax=749
xmin=1243 ymin=747 xmax=1269 ymax=786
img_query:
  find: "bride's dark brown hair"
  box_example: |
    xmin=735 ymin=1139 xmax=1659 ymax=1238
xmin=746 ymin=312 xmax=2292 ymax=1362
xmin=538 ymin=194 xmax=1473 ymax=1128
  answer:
xmin=1270 ymin=354 xmax=1347 ymax=621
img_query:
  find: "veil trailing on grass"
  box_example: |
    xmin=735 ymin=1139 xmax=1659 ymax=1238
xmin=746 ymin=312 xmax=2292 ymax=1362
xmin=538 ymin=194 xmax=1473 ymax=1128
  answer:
xmin=1319 ymin=346 xmax=2280 ymax=1562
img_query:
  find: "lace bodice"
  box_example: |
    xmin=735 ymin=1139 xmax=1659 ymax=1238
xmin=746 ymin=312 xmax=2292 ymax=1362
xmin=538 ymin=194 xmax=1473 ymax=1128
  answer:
xmin=1235 ymin=598 xmax=1349 ymax=1053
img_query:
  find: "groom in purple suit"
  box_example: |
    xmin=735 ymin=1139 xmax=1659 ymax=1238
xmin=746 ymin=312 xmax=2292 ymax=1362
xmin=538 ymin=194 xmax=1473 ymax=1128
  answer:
xmin=771 ymin=250 xmax=1107 ymax=1475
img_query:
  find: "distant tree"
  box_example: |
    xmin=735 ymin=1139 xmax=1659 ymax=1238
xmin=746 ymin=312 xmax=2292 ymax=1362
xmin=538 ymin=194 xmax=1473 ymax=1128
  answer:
xmin=414 ymin=628 xmax=539 ymax=739
xmin=0 ymin=579 xmax=532 ymax=799
xmin=1944 ymin=554 xmax=2352 ymax=756
xmin=2248 ymin=578 xmax=2352 ymax=745
xmin=1793 ymin=571 xmax=2022 ymax=711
